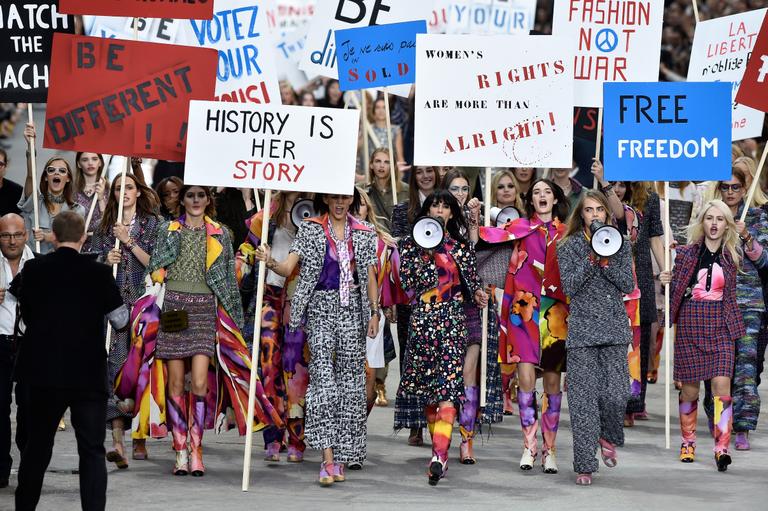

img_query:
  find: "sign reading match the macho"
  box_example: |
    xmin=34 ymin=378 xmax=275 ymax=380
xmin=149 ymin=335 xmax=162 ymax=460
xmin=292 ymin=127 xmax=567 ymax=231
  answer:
xmin=445 ymin=0 xmax=537 ymax=35
xmin=0 ymin=1 xmax=74 ymax=102
xmin=603 ymin=82 xmax=732 ymax=182
xmin=552 ymin=0 xmax=664 ymax=107
xmin=60 ymin=0 xmax=214 ymax=19
xmin=184 ymin=101 xmax=361 ymax=194
xmin=736 ymin=11 xmax=768 ymax=115
xmin=335 ymin=20 xmax=426 ymax=91
xmin=414 ymin=34 xmax=574 ymax=168
xmin=688 ymin=8 xmax=766 ymax=141
xmin=43 ymin=34 xmax=217 ymax=161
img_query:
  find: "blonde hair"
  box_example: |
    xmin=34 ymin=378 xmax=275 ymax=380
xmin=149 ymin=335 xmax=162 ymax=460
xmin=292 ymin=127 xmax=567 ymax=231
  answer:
xmin=709 ymin=166 xmax=748 ymax=206
xmin=368 ymin=147 xmax=404 ymax=193
xmin=491 ymin=169 xmax=525 ymax=211
xmin=685 ymin=199 xmax=742 ymax=268
xmin=356 ymin=187 xmax=395 ymax=246
xmin=733 ymin=156 xmax=768 ymax=207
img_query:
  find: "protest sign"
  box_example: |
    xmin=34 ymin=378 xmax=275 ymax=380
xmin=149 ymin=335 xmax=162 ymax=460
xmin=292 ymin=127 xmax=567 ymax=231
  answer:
xmin=414 ymin=34 xmax=574 ymax=168
xmin=60 ymin=0 xmax=214 ymax=19
xmin=275 ymin=24 xmax=309 ymax=87
xmin=552 ymin=0 xmax=664 ymax=107
xmin=0 ymin=1 xmax=74 ymax=102
xmin=184 ymin=101 xmax=360 ymax=194
xmin=689 ymin=8 xmax=766 ymax=140
xmin=335 ymin=20 xmax=426 ymax=90
xmin=86 ymin=16 xmax=183 ymax=43
xmin=43 ymin=34 xmax=217 ymax=161
xmin=272 ymin=0 xmax=315 ymax=32
xmin=735 ymin=10 xmax=768 ymax=115
xmin=445 ymin=0 xmax=536 ymax=35
xmin=603 ymin=82 xmax=732 ymax=182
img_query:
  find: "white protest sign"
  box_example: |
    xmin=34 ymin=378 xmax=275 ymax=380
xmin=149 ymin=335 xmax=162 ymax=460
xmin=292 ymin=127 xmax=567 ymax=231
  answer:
xmin=414 ymin=34 xmax=574 ymax=167
xmin=85 ymin=15 xmax=183 ymax=43
xmin=184 ymin=101 xmax=360 ymax=194
xmin=273 ymin=0 xmax=316 ymax=32
xmin=275 ymin=25 xmax=309 ymax=87
xmin=687 ymin=8 xmax=767 ymax=141
xmin=445 ymin=0 xmax=536 ymax=35
xmin=552 ymin=0 xmax=663 ymax=107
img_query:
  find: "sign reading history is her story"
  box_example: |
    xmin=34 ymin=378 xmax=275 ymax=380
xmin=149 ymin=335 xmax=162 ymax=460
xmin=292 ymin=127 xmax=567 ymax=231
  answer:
xmin=184 ymin=101 xmax=360 ymax=194
xmin=414 ymin=34 xmax=574 ymax=168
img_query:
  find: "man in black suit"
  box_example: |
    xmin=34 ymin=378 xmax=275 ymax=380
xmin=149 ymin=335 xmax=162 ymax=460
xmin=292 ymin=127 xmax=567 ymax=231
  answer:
xmin=12 ymin=211 xmax=127 ymax=511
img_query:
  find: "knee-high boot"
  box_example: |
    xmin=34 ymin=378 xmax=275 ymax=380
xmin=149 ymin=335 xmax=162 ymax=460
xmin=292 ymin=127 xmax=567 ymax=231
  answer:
xmin=541 ymin=392 xmax=562 ymax=473
xmin=286 ymin=417 xmax=306 ymax=462
xmin=189 ymin=394 xmax=207 ymax=476
xmin=678 ymin=398 xmax=697 ymax=462
xmin=713 ymin=396 xmax=733 ymax=472
xmin=424 ymin=403 xmax=439 ymax=442
xmin=167 ymin=394 xmax=188 ymax=475
xmin=428 ymin=406 xmax=457 ymax=485
xmin=459 ymin=386 xmax=479 ymax=464
xmin=517 ymin=390 xmax=539 ymax=470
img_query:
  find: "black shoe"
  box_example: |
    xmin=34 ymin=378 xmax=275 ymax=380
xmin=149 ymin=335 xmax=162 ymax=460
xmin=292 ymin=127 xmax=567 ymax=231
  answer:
xmin=428 ymin=461 xmax=443 ymax=486
xmin=716 ymin=452 xmax=731 ymax=472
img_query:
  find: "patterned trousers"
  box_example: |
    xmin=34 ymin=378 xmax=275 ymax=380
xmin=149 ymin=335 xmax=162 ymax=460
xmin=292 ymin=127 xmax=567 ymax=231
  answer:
xmin=304 ymin=290 xmax=367 ymax=463
xmin=566 ymin=344 xmax=630 ymax=474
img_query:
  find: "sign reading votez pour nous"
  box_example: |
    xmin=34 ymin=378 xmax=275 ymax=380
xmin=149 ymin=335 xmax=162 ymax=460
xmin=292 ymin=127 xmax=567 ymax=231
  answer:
xmin=414 ymin=34 xmax=574 ymax=168
xmin=43 ymin=34 xmax=217 ymax=161
xmin=603 ymin=82 xmax=732 ymax=182
xmin=552 ymin=0 xmax=664 ymax=107
xmin=184 ymin=102 xmax=360 ymax=194
xmin=335 ymin=20 xmax=426 ymax=90
xmin=688 ymin=8 xmax=766 ymax=141
xmin=736 ymin=10 xmax=768 ymax=114
xmin=60 ymin=0 xmax=214 ymax=19
xmin=0 ymin=1 xmax=74 ymax=102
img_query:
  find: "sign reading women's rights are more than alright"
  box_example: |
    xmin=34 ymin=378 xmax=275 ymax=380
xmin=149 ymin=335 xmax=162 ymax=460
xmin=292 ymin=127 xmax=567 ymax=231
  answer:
xmin=603 ymin=82 xmax=732 ymax=182
xmin=184 ymin=101 xmax=360 ymax=194
xmin=414 ymin=34 xmax=574 ymax=168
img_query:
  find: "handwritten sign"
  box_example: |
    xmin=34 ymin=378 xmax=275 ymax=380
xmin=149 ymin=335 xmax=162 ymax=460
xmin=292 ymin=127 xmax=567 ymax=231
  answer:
xmin=184 ymin=101 xmax=360 ymax=194
xmin=603 ymin=82 xmax=732 ymax=182
xmin=414 ymin=34 xmax=574 ymax=167
xmin=335 ymin=20 xmax=426 ymax=90
xmin=445 ymin=0 xmax=536 ymax=35
xmin=688 ymin=8 xmax=766 ymax=140
xmin=735 ymin=10 xmax=768 ymax=115
xmin=60 ymin=0 xmax=214 ymax=19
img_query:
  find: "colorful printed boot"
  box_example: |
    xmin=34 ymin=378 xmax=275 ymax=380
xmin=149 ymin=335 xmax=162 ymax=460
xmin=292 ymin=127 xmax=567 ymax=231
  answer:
xmin=541 ymin=392 xmax=562 ymax=474
xmin=264 ymin=441 xmax=281 ymax=462
xmin=459 ymin=386 xmax=479 ymax=465
xmin=734 ymin=431 xmax=750 ymax=451
xmin=318 ymin=461 xmax=334 ymax=487
xmin=167 ymin=394 xmax=188 ymax=476
xmin=189 ymin=394 xmax=207 ymax=477
xmin=518 ymin=390 xmax=539 ymax=470
xmin=679 ymin=398 xmax=697 ymax=463
xmin=429 ymin=406 xmax=457 ymax=486
xmin=713 ymin=396 xmax=733 ymax=472
xmin=286 ymin=417 xmax=306 ymax=463
xmin=424 ymin=403 xmax=439 ymax=442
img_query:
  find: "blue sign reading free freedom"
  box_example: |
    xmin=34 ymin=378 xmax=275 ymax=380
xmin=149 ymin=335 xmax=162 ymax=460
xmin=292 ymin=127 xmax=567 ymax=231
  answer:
xmin=604 ymin=82 xmax=732 ymax=182
xmin=335 ymin=20 xmax=426 ymax=91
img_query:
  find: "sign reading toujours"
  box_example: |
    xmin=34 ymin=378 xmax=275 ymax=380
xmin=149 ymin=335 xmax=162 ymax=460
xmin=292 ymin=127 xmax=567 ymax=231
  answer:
xmin=688 ymin=8 xmax=766 ymax=141
xmin=60 ymin=0 xmax=214 ymax=19
xmin=0 ymin=1 xmax=74 ymax=102
xmin=414 ymin=34 xmax=574 ymax=168
xmin=736 ymin=10 xmax=768 ymax=115
xmin=603 ymin=82 xmax=732 ymax=182
xmin=552 ymin=0 xmax=664 ymax=107
xmin=184 ymin=101 xmax=360 ymax=194
xmin=335 ymin=20 xmax=426 ymax=90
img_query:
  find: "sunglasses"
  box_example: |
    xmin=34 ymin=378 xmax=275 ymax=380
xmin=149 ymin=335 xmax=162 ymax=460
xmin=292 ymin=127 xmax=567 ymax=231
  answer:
xmin=449 ymin=185 xmax=470 ymax=194
xmin=718 ymin=183 xmax=743 ymax=193
xmin=184 ymin=191 xmax=208 ymax=200
xmin=45 ymin=167 xmax=68 ymax=176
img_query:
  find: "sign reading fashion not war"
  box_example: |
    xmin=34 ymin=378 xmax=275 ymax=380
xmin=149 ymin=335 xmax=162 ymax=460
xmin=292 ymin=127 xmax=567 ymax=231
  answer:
xmin=335 ymin=20 xmax=426 ymax=91
xmin=603 ymin=82 xmax=732 ymax=182
xmin=688 ymin=9 xmax=767 ymax=141
xmin=552 ymin=0 xmax=663 ymax=107
xmin=184 ymin=101 xmax=360 ymax=194
xmin=0 ymin=1 xmax=74 ymax=102
xmin=736 ymin=11 xmax=768 ymax=115
xmin=43 ymin=34 xmax=217 ymax=161
xmin=414 ymin=34 xmax=574 ymax=168
xmin=445 ymin=0 xmax=536 ymax=35
xmin=60 ymin=0 xmax=214 ymax=19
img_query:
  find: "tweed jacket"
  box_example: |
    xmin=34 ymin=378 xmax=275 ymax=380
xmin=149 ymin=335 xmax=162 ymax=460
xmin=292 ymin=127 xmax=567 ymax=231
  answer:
xmin=557 ymin=232 xmax=635 ymax=349
xmin=288 ymin=214 xmax=378 ymax=331
xmin=669 ymin=242 xmax=745 ymax=340
xmin=146 ymin=216 xmax=244 ymax=329
xmin=399 ymin=234 xmax=481 ymax=305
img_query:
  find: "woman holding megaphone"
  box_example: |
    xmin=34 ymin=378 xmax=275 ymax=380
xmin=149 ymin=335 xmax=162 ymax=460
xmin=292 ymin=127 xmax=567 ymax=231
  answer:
xmin=397 ymin=190 xmax=487 ymax=485
xmin=557 ymin=191 xmax=635 ymax=486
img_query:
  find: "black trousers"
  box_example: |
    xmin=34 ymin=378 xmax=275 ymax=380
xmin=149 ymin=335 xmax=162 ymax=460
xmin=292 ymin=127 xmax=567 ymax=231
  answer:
xmin=15 ymin=386 xmax=107 ymax=511
xmin=0 ymin=340 xmax=26 ymax=481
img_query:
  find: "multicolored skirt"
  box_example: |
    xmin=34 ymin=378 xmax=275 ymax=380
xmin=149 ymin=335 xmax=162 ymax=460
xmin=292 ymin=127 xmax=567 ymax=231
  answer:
xmin=156 ymin=290 xmax=216 ymax=360
xmin=674 ymin=299 xmax=735 ymax=382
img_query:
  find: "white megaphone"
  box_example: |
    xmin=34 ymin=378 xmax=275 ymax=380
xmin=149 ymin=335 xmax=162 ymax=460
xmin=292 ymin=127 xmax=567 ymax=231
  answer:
xmin=590 ymin=220 xmax=623 ymax=257
xmin=290 ymin=199 xmax=315 ymax=228
xmin=412 ymin=216 xmax=445 ymax=250
xmin=490 ymin=206 xmax=521 ymax=227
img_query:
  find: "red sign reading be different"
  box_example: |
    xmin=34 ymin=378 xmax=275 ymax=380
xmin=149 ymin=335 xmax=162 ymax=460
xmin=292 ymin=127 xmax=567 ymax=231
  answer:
xmin=736 ymin=12 xmax=768 ymax=113
xmin=59 ymin=0 xmax=213 ymax=19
